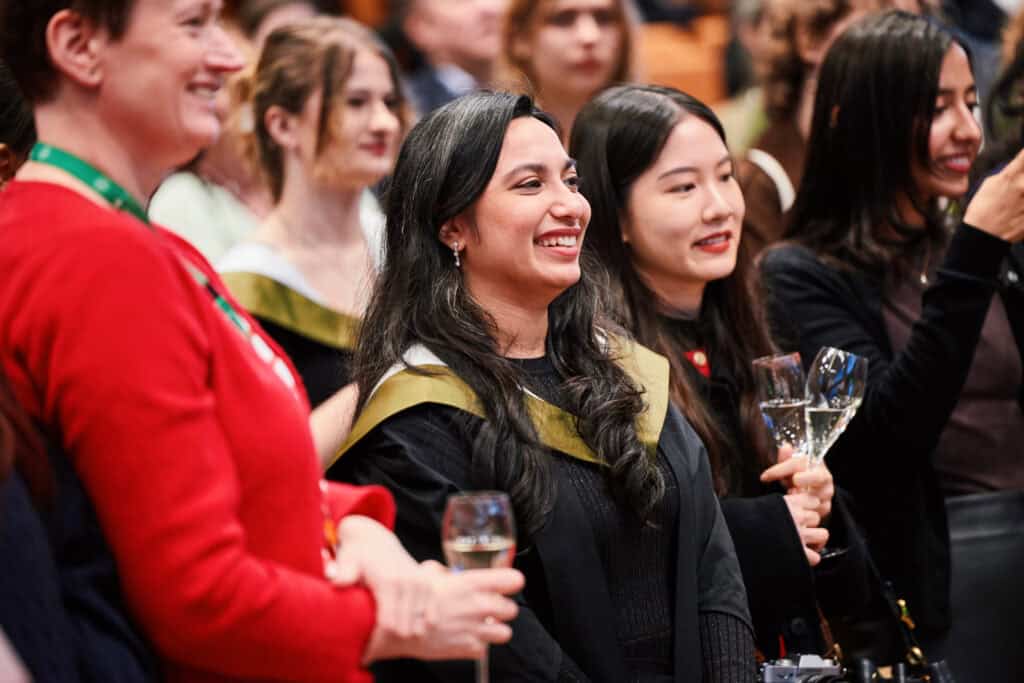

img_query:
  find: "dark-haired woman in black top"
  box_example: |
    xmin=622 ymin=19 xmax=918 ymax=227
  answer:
xmin=760 ymin=10 xmax=1024 ymax=677
xmin=330 ymin=90 xmax=757 ymax=682
xmin=571 ymin=83 xmax=876 ymax=663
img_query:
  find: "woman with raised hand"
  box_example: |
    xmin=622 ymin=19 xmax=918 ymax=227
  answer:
xmin=760 ymin=10 xmax=1024 ymax=677
xmin=0 ymin=1 xmax=522 ymax=681
xmin=572 ymin=83 xmax=874 ymax=662
xmin=499 ymin=0 xmax=637 ymax=139
xmin=219 ymin=17 xmax=407 ymax=414
xmin=329 ymin=90 xmax=756 ymax=683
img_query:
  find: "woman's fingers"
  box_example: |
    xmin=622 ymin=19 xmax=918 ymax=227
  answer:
xmin=458 ymin=568 xmax=525 ymax=596
xmin=761 ymin=455 xmax=806 ymax=483
xmin=802 ymin=526 xmax=829 ymax=549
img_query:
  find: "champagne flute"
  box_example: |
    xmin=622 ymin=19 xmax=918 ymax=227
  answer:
xmin=442 ymin=491 xmax=516 ymax=683
xmin=752 ymin=352 xmax=810 ymax=458
xmin=803 ymin=346 xmax=868 ymax=560
xmin=804 ymin=347 xmax=868 ymax=467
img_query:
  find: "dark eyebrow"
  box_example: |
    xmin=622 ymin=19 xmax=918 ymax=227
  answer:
xmin=502 ymin=159 xmax=577 ymax=182
xmin=656 ymin=155 xmax=732 ymax=181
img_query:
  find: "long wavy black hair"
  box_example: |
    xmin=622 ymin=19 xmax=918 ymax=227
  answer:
xmin=572 ymin=84 xmax=775 ymax=495
xmin=784 ymin=10 xmax=966 ymax=276
xmin=352 ymin=91 xmax=663 ymax=538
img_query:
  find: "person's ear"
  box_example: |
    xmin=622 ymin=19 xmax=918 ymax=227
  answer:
xmin=263 ymin=105 xmax=300 ymax=151
xmin=438 ymin=215 xmax=469 ymax=252
xmin=45 ymin=9 xmax=107 ymax=91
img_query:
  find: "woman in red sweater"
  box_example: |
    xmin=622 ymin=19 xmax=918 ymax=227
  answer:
xmin=0 ymin=1 xmax=523 ymax=681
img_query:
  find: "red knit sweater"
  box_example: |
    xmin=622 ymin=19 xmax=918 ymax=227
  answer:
xmin=0 ymin=181 xmax=394 ymax=683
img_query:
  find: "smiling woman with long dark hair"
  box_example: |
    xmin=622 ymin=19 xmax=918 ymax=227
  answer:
xmin=329 ymin=90 xmax=756 ymax=683
xmin=572 ymin=83 xmax=881 ymax=662
xmin=761 ymin=10 xmax=1024 ymax=676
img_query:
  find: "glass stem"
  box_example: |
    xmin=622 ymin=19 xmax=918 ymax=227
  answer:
xmin=476 ymin=645 xmax=489 ymax=683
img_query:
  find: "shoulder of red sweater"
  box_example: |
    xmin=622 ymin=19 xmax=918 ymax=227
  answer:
xmin=1 ymin=181 xmax=191 ymax=266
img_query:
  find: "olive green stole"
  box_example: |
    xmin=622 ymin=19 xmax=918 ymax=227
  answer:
xmin=328 ymin=340 xmax=670 ymax=469
xmin=220 ymin=271 xmax=359 ymax=351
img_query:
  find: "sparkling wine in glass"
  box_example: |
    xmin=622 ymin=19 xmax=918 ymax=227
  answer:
xmin=442 ymin=491 xmax=516 ymax=683
xmin=753 ymin=352 xmax=810 ymax=457
xmin=804 ymin=346 xmax=868 ymax=561
xmin=804 ymin=347 xmax=869 ymax=467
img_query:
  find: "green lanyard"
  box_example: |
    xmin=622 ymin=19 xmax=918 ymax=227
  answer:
xmin=29 ymin=142 xmax=150 ymax=225
xmin=29 ymin=142 xmax=298 ymax=394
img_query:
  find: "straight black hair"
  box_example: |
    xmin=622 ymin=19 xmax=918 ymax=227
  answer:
xmin=784 ymin=10 xmax=964 ymax=274
xmin=353 ymin=91 xmax=663 ymax=538
xmin=572 ymin=84 xmax=776 ymax=494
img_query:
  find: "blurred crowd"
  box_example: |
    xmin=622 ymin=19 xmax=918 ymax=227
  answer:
xmin=1 ymin=0 xmax=1023 ymax=682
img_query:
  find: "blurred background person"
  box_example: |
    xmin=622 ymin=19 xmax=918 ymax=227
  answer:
xmin=761 ymin=11 xmax=1024 ymax=679
xmin=941 ymin=0 xmax=1013 ymax=106
xmin=219 ymin=17 xmax=409 ymax=413
xmin=974 ymin=4 xmax=1024 ymax=182
xmin=736 ymin=0 xmax=880 ymax=257
xmin=149 ymin=0 xmax=323 ymax=262
xmin=397 ymin=0 xmax=507 ymax=115
xmin=500 ymin=0 xmax=639 ymax=138
xmin=714 ymin=0 xmax=774 ymax=156
xmin=0 ymin=0 xmax=524 ymax=679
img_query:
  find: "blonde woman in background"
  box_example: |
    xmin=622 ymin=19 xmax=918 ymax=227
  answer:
xmin=499 ymin=0 xmax=638 ymax=138
xmin=219 ymin=17 xmax=409 ymax=463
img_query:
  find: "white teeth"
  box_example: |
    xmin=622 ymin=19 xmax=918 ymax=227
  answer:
xmin=537 ymin=235 xmax=578 ymax=247
xmin=191 ymin=86 xmax=218 ymax=99
xmin=696 ymin=235 xmax=726 ymax=246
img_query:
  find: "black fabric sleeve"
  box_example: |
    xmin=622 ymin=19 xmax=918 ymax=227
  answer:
xmin=719 ymin=495 xmax=817 ymax=652
xmin=700 ymin=612 xmax=759 ymax=683
xmin=676 ymin=410 xmax=753 ymax=627
xmin=760 ymin=224 xmax=1010 ymax=481
xmin=330 ymin=404 xmax=587 ymax=683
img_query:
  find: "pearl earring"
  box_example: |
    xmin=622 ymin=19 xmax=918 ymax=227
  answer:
xmin=452 ymin=242 xmax=461 ymax=268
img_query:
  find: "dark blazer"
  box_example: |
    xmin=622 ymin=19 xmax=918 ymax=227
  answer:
xmin=331 ymin=402 xmax=752 ymax=682
xmin=759 ymin=224 xmax=1024 ymax=638
xmin=404 ymin=66 xmax=463 ymax=117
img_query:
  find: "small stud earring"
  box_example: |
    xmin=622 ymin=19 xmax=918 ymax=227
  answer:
xmin=452 ymin=242 xmax=461 ymax=268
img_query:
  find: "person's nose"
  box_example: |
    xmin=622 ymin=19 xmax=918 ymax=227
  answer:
xmin=574 ymin=14 xmax=602 ymax=46
xmin=206 ymin=25 xmax=245 ymax=74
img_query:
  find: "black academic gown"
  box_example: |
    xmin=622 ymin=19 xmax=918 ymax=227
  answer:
xmin=327 ymin=347 xmax=753 ymax=682
xmin=220 ymin=272 xmax=358 ymax=407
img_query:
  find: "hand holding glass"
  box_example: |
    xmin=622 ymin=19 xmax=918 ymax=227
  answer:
xmin=442 ymin=492 xmax=516 ymax=683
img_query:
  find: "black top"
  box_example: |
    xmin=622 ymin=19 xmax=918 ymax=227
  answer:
xmin=760 ymin=222 xmax=1024 ymax=636
xmin=660 ymin=317 xmax=876 ymax=660
xmin=256 ymin=317 xmax=352 ymax=408
xmin=329 ymin=355 xmax=756 ymax=682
